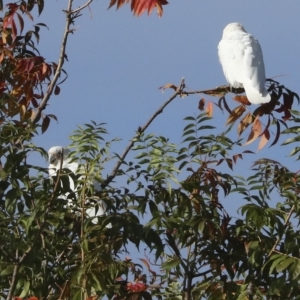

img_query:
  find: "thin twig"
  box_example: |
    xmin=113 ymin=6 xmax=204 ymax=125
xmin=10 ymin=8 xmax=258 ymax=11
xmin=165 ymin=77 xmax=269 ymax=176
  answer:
xmin=6 ymin=250 xmax=19 ymax=300
xmin=180 ymin=84 xmax=244 ymax=96
xmin=31 ymin=0 xmax=74 ymax=124
xmin=80 ymin=165 xmax=89 ymax=300
xmin=183 ymin=244 xmax=192 ymax=300
xmin=58 ymin=280 xmax=70 ymax=299
xmin=267 ymin=204 xmax=295 ymax=258
xmin=71 ymin=0 xmax=93 ymax=14
xmin=102 ymin=78 xmax=185 ymax=189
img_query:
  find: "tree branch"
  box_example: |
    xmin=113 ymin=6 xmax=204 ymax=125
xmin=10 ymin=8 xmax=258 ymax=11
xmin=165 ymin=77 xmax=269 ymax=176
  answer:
xmin=101 ymin=78 xmax=185 ymax=189
xmin=6 ymin=250 xmax=19 ymax=300
xmin=267 ymin=204 xmax=295 ymax=258
xmin=71 ymin=0 xmax=93 ymax=14
xmin=31 ymin=0 xmax=92 ymax=125
xmin=179 ymin=84 xmax=245 ymax=97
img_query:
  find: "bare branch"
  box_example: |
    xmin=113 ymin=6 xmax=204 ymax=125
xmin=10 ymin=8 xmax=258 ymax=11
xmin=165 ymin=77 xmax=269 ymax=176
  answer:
xmin=71 ymin=0 xmax=93 ymax=14
xmin=101 ymin=78 xmax=185 ymax=189
xmin=6 ymin=250 xmax=19 ymax=300
xmin=31 ymin=0 xmax=93 ymax=125
xmin=181 ymin=84 xmax=245 ymax=97
xmin=58 ymin=280 xmax=70 ymax=300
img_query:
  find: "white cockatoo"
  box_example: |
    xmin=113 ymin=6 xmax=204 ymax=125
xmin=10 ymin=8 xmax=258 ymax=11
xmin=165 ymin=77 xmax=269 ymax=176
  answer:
xmin=218 ymin=22 xmax=271 ymax=105
xmin=48 ymin=146 xmax=111 ymax=227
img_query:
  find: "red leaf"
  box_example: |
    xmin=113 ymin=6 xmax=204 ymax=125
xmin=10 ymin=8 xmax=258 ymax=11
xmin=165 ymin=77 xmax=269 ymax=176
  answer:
xmin=233 ymin=95 xmax=251 ymax=105
xmin=115 ymin=276 xmax=126 ymax=282
xmin=226 ymin=105 xmax=246 ymax=125
xmin=244 ymin=117 xmax=262 ymax=146
xmin=127 ymin=282 xmax=148 ymax=292
xmin=54 ymin=85 xmax=60 ymax=95
xmin=258 ymin=128 xmax=270 ymax=151
xmin=132 ymin=0 xmax=168 ymax=16
xmin=282 ymin=93 xmax=293 ymax=121
xmin=238 ymin=112 xmax=253 ymax=136
xmin=159 ymin=83 xmax=177 ymax=92
xmin=270 ymin=119 xmax=280 ymax=147
xmin=31 ymin=97 xmax=39 ymax=108
xmin=222 ymin=97 xmax=232 ymax=114
xmin=206 ymin=101 xmax=213 ymax=117
xmin=11 ymin=19 xmax=17 ymax=37
xmin=47 ymin=114 xmax=58 ymax=121
xmin=198 ymin=98 xmax=205 ymax=111
xmin=109 ymin=0 xmax=168 ymax=16
xmin=41 ymin=63 xmax=48 ymax=74
xmin=216 ymin=158 xmax=224 ymax=166
xmin=16 ymin=12 xmax=24 ymax=33
xmin=232 ymin=153 xmax=242 ymax=164
xmin=41 ymin=115 xmax=50 ymax=133
xmin=226 ymin=158 xmax=233 ymax=170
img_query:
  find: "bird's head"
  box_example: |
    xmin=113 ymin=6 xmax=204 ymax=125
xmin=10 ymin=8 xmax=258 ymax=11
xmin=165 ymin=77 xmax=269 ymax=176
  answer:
xmin=222 ymin=22 xmax=246 ymax=37
xmin=48 ymin=146 xmax=71 ymax=167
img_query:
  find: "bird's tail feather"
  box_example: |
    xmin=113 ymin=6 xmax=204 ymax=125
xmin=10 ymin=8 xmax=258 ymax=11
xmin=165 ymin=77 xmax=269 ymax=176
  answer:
xmin=243 ymin=83 xmax=271 ymax=105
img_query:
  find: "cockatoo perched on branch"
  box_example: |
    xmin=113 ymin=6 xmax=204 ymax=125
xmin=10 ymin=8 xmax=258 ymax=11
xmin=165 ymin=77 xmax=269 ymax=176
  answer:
xmin=48 ymin=146 xmax=111 ymax=227
xmin=218 ymin=22 xmax=271 ymax=105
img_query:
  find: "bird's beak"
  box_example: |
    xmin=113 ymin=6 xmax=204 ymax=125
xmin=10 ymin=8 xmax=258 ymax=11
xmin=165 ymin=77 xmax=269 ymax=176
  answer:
xmin=49 ymin=154 xmax=56 ymax=164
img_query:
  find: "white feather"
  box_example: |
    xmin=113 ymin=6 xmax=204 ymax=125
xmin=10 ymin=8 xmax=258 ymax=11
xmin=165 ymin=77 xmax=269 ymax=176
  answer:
xmin=48 ymin=146 xmax=111 ymax=227
xmin=218 ymin=22 xmax=271 ymax=105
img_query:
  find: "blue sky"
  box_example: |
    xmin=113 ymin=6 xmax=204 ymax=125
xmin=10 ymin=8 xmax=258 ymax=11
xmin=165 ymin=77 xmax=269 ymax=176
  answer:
xmin=25 ymin=1 xmax=300 ymax=204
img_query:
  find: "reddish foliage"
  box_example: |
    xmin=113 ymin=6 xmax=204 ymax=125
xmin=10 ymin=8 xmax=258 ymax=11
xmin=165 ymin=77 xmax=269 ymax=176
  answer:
xmin=0 ymin=3 xmax=58 ymax=133
xmin=159 ymin=83 xmax=177 ymax=92
xmin=198 ymin=98 xmax=205 ymax=111
xmin=109 ymin=0 xmax=168 ymax=16
xmin=207 ymin=79 xmax=299 ymax=150
xmin=127 ymin=281 xmax=148 ymax=292
xmin=3 ymin=4 xmax=19 ymax=37
xmin=244 ymin=117 xmax=262 ymax=146
xmin=206 ymin=101 xmax=213 ymax=117
xmin=258 ymin=128 xmax=270 ymax=151
xmin=233 ymin=95 xmax=251 ymax=105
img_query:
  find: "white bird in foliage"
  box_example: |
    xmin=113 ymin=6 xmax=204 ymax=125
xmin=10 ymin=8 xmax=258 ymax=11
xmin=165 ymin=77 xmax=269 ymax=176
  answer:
xmin=218 ymin=22 xmax=271 ymax=105
xmin=48 ymin=146 xmax=111 ymax=226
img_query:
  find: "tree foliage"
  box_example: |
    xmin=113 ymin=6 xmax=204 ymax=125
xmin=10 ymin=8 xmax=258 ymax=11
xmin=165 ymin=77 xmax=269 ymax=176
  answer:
xmin=0 ymin=1 xmax=300 ymax=300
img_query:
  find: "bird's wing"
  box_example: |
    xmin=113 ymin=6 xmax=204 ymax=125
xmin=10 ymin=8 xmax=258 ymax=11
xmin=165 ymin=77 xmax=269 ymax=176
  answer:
xmin=48 ymin=163 xmax=57 ymax=177
xmin=240 ymin=34 xmax=267 ymax=92
xmin=63 ymin=161 xmax=79 ymax=174
xmin=218 ymin=30 xmax=247 ymax=88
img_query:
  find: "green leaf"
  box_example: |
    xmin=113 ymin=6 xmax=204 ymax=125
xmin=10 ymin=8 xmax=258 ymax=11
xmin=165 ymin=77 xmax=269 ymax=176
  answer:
xmin=162 ymin=257 xmax=181 ymax=270
xmin=183 ymin=116 xmax=196 ymax=121
xmin=282 ymin=135 xmax=300 ymax=146
xmin=0 ymin=265 xmax=14 ymax=276
xmin=19 ymin=280 xmax=30 ymax=298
